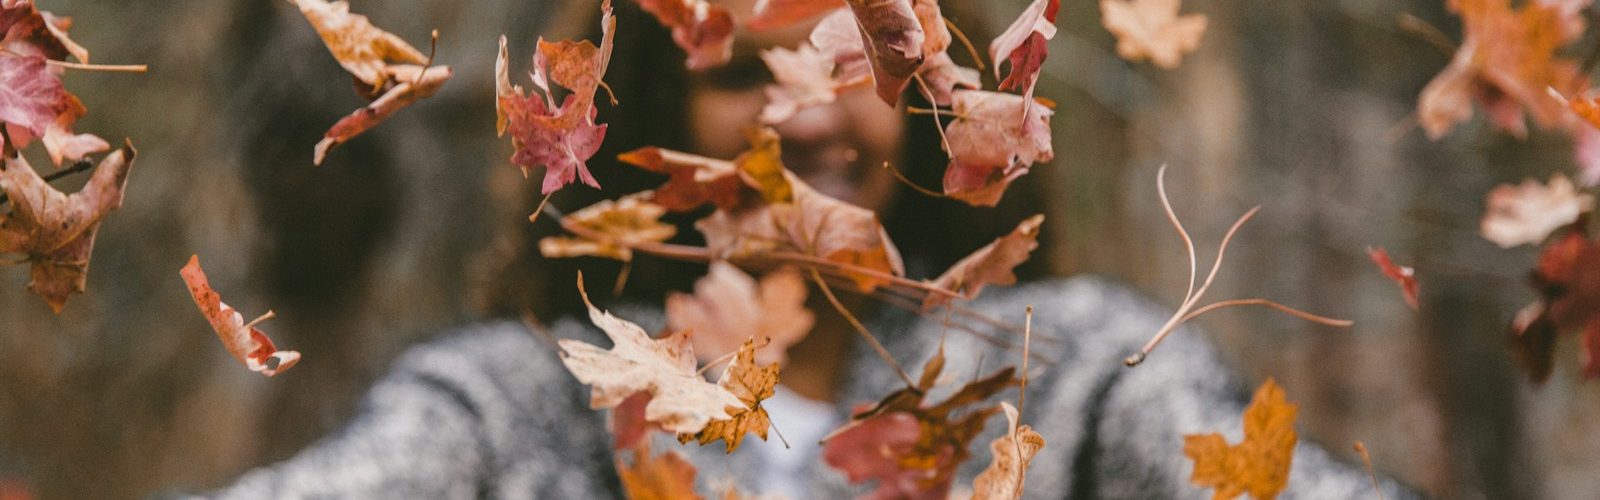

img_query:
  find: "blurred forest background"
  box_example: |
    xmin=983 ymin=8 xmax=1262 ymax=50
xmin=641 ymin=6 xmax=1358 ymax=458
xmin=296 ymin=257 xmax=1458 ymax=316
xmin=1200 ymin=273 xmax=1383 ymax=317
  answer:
xmin=0 ymin=0 xmax=1595 ymax=498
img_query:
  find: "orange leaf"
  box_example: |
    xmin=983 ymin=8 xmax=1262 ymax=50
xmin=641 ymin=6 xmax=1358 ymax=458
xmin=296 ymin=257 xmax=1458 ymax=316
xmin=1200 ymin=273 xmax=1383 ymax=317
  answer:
xmin=180 ymin=255 xmax=301 ymax=376
xmin=1183 ymin=378 xmax=1298 ymax=500
xmin=676 ymin=337 xmax=780 ymax=452
xmin=618 ymin=444 xmax=704 ymax=500
xmin=540 ymin=193 xmax=677 ymax=262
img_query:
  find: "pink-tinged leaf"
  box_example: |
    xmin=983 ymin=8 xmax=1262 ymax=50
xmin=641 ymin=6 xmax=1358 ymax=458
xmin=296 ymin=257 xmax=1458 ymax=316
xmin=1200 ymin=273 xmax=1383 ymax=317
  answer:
xmin=747 ymin=0 xmax=846 ymax=31
xmin=40 ymin=93 xmax=107 ymax=166
xmin=1480 ymin=173 xmax=1594 ymax=248
xmin=943 ymin=91 xmax=1055 ymax=206
xmin=1099 ymin=0 xmax=1207 ymax=69
xmin=821 ymin=412 xmax=926 ymax=498
xmin=314 ymin=65 xmax=452 ymax=165
xmin=667 ymin=262 xmax=814 ymax=365
xmin=180 ymin=255 xmax=301 ymax=376
xmin=916 ymin=52 xmax=980 ymax=106
xmin=634 ymin=0 xmax=736 ymax=69
xmin=761 ymin=44 xmax=850 ymax=124
xmin=843 ymin=0 xmax=925 ymax=105
xmin=0 ymin=0 xmax=89 ymax=63
xmin=1367 ymin=246 xmax=1419 ymax=310
xmin=611 ymin=392 xmax=656 ymax=451
xmin=0 ymin=142 xmax=134 ymax=313
xmin=925 ymin=215 xmax=1044 ymax=309
xmin=0 ymin=54 xmax=67 ymax=139
xmin=991 ymin=0 xmax=1057 ymax=100
xmin=496 ymin=4 xmax=615 ymax=192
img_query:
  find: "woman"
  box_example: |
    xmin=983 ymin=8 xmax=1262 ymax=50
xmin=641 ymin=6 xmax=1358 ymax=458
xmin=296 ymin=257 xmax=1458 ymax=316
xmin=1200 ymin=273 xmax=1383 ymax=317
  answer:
xmin=205 ymin=0 xmax=1419 ymax=498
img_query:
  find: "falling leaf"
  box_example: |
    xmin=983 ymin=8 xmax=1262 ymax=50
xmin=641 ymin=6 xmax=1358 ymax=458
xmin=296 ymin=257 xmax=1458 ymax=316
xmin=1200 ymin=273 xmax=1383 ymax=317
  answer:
xmin=969 ymin=402 xmax=1045 ymax=500
xmin=1100 ymin=0 xmax=1207 ymax=69
xmin=759 ymin=43 xmax=866 ymax=125
xmin=1367 ymin=247 xmax=1419 ymax=310
xmin=697 ymin=170 xmax=905 ymax=292
xmin=916 ymin=52 xmax=981 ymax=106
xmin=991 ymin=0 xmax=1058 ymax=102
xmin=1183 ymin=378 xmax=1298 ymax=500
xmin=558 ymin=281 xmax=745 ymax=434
xmin=1416 ymin=0 xmax=1588 ymax=140
xmin=678 ymin=338 xmax=780 ymax=452
xmin=747 ymin=0 xmax=845 ymax=31
xmin=667 ymin=262 xmax=814 ymax=365
xmin=0 ymin=3 xmax=108 ymax=166
xmin=0 ymin=54 xmax=69 ymax=146
xmin=943 ymin=90 xmax=1055 ymax=207
xmin=1480 ymin=173 xmax=1594 ymax=248
xmin=843 ymin=0 xmax=926 ymax=105
xmin=0 ymin=142 xmax=134 ymax=312
xmin=925 ymin=215 xmax=1044 ymax=309
xmin=822 ymin=354 xmax=1017 ymax=499
xmin=618 ymin=146 xmax=745 ymax=211
xmin=611 ymin=392 xmax=657 ymax=451
xmin=633 ymin=0 xmax=736 ymax=69
xmin=292 ymin=0 xmax=454 ymax=164
xmin=496 ymin=2 xmax=615 ymax=193
xmin=40 ymin=93 xmax=107 ymax=166
xmin=734 ymin=128 xmax=793 ymax=204
xmin=539 ymin=193 xmax=677 ymax=261
xmin=1511 ymin=226 xmax=1600 ymax=381
xmin=617 ymin=443 xmax=705 ymax=500
xmin=180 ymin=255 xmax=301 ymax=377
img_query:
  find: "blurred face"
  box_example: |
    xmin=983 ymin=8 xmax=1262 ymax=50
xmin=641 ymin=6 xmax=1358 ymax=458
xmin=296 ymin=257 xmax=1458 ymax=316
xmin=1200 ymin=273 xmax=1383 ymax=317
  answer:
xmin=684 ymin=5 xmax=903 ymax=211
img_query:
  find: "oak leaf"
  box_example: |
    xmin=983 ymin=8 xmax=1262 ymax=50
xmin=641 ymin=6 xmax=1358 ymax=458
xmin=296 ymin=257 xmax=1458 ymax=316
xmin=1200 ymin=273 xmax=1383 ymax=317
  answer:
xmin=925 ymin=215 xmax=1044 ymax=309
xmin=991 ymin=0 xmax=1058 ymax=102
xmin=495 ymin=1 xmax=615 ymax=194
xmin=1416 ymin=0 xmax=1588 ymax=140
xmin=617 ymin=146 xmax=744 ymax=211
xmin=677 ymin=337 xmax=780 ymax=452
xmin=180 ymin=255 xmax=301 ymax=377
xmin=1183 ymin=377 xmax=1298 ymax=500
xmin=943 ymin=91 xmax=1055 ymax=206
xmin=667 ymin=262 xmax=814 ymax=365
xmin=0 ymin=142 xmax=134 ymax=312
xmin=1100 ymin=0 xmax=1207 ymax=70
xmin=1480 ymin=173 xmax=1593 ymax=248
xmin=540 ymin=193 xmax=676 ymax=261
xmin=633 ymin=0 xmax=736 ymax=70
xmin=1366 ymin=247 xmax=1419 ymax=310
xmin=558 ymin=281 xmax=745 ymax=434
xmin=969 ymin=402 xmax=1045 ymax=500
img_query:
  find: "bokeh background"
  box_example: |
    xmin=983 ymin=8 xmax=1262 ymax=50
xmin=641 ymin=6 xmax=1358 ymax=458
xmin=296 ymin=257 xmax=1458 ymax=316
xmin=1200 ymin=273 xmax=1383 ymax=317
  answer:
xmin=0 ymin=0 xmax=1595 ymax=498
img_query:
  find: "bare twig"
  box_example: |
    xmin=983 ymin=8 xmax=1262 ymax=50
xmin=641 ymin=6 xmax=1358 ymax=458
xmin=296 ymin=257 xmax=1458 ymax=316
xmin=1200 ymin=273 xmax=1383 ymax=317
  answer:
xmin=1354 ymin=441 xmax=1386 ymax=500
xmin=807 ymin=267 xmax=916 ymax=388
xmin=945 ymin=18 xmax=986 ymax=71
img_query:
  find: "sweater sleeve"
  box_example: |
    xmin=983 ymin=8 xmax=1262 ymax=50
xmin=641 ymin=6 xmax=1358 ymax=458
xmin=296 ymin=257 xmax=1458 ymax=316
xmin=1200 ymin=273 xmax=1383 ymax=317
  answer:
xmin=198 ymin=321 xmax=620 ymax=499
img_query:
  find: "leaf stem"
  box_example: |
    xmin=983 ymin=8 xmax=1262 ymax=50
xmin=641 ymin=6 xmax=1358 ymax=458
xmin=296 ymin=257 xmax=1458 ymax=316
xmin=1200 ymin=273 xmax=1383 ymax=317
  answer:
xmin=807 ymin=267 xmax=915 ymax=388
xmin=45 ymin=60 xmax=148 ymax=73
xmin=945 ymin=18 xmax=986 ymax=71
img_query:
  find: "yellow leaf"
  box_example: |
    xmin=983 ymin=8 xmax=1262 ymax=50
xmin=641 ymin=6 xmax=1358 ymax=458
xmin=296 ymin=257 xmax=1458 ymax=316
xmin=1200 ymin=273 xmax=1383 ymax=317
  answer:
xmin=1182 ymin=378 xmax=1298 ymax=500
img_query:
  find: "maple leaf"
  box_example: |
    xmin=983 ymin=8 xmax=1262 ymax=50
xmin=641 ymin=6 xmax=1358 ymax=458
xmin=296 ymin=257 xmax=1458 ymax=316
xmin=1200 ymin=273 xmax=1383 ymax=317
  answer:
xmin=617 ymin=443 xmax=705 ymax=500
xmin=1510 ymin=225 xmax=1600 ymax=381
xmin=759 ymin=43 xmax=863 ymax=125
xmin=747 ymin=0 xmax=845 ymax=31
xmin=40 ymin=93 xmax=107 ymax=166
xmin=292 ymin=0 xmax=454 ymax=165
xmin=678 ymin=338 xmax=780 ymax=452
xmin=822 ymin=352 xmax=1018 ymax=499
xmin=540 ymin=193 xmax=677 ymax=261
xmin=667 ymin=262 xmax=814 ymax=365
xmin=1416 ymin=0 xmax=1588 ymax=140
xmin=697 ymin=169 xmax=905 ymax=292
xmin=558 ymin=279 xmax=745 ymax=434
xmin=0 ymin=3 xmax=109 ymax=166
xmin=1183 ymin=377 xmax=1298 ymax=500
xmin=180 ymin=255 xmax=302 ymax=377
xmin=1100 ymin=0 xmax=1207 ymax=70
xmin=0 ymin=54 xmax=67 ymax=145
xmin=633 ymin=0 xmax=736 ymax=70
xmin=0 ymin=141 xmax=134 ymax=313
xmin=924 ymin=214 xmax=1044 ymax=309
xmin=496 ymin=2 xmax=615 ymax=194
xmin=943 ymin=90 xmax=1055 ymax=207
xmin=969 ymin=402 xmax=1045 ymax=500
xmin=618 ymin=146 xmax=745 ymax=211
xmin=842 ymin=0 xmax=926 ymax=105
xmin=1480 ymin=173 xmax=1594 ymax=248
xmin=1367 ymin=247 xmax=1419 ymax=310
xmin=991 ymin=0 xmax=1058 ymax=103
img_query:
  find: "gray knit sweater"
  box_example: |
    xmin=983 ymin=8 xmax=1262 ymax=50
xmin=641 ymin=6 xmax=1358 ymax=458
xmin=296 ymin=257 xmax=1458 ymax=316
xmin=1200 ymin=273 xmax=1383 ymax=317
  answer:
xmin=205 ymin=277 xmax=1420 ymax=499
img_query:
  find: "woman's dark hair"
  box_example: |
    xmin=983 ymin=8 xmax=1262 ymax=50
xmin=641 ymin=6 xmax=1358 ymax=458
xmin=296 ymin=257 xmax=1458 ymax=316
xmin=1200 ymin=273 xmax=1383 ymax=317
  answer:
xmin=483 ymin=1 xmax=1057 ymax=319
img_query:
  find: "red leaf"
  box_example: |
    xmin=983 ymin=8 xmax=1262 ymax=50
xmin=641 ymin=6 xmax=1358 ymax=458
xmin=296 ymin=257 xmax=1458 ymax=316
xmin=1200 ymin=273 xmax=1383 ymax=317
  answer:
xmin=990 ymin=0 xmax=1057 ymax=101
xmin=180 ymin=255 xmax=301 ymax=376
xmin=496 ymin=3 xmax=615 ymax=194
xmin=1367 ymin=247 xmax=1419 ymax=310
xmin=0 ymin=54 xmax=67 ymax=140
xmin=843 ymin=0 xmax=925 ymax=105
xmin=617 ymin=146 xmax=745 ymax=211
xmin=747 ymin=0 xmax=846 ymax=31
xmin=633 ymin=0 xmax=736 ymax=69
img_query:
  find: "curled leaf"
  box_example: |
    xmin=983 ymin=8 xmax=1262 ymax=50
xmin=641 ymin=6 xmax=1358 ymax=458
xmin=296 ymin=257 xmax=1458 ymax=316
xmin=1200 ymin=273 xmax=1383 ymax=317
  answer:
xmin=843 ymin=0 xmax=926 ymax=105
xmin=618 ymin=146 xmax=744 ymax=211
xmin=0 ymin=142 xmax=135 ymax=312
xmin=991 ymin=0 xmax=1058 ymax=101
xmin=1367 ymin=246 xmax=1419 ymax=310
xmin=1480 ymin=173 xmax=1593 ymax=248
xmin=1099 ymin=0 xmax=1207 ymax=69
xmin=667 ymin=262 xmax=814 ymax=365
xmin=314 ymin=64 xmax=452 ymax=165
xmin=495 ymin=3 xmax=615 ymax=193
xmin=180 ymin=255 xmax=301 ymax=376
xmin=943 ymin=91 xmax=1055 ymax=207
xmin=924 ymin=214 xmax=1044 ymax=309
xmin=1183 ymin=378 xmax=1298 ymax=500
xmin=969 ymin=402 xmax=1045 ymax=500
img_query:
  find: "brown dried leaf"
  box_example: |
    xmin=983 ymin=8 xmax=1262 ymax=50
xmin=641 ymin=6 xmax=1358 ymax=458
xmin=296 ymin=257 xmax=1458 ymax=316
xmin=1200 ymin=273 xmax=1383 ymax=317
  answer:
xmin=925 ymin=215 xmax=1044 ymax=309
xmin=618 ymin=146 xmax=745 ymax=211
xmin=0 ymin=142 xmax=134 ymax=312
xmin=291 ymin=0 xmax=427 ymax=88
xmin=180 ymin=255 xmax=301 ymax=376
xmin=540 ymin=193 xmax=676 ymax=261
xmin=1480 ymin=173 xmax=1594 ymax=248
xmin=969 ymin=402 xmax=1045 ymax=500
xmin=1100 ymin=0 xmax=1207 ymax=69
xmin=667 ymin=262 xmax=814 ymax=365
xmin=618 ymin=444 xmax=705 ymax=500
xmin=843 ymin=0 xmax=925 ymax=105
xmin=314 ymin=64 xmax=452 ymax=165
xmin=677 ymin=338 xmax=780 ymax=452
xmin=1183 ymin=378 xmax=1298 ymax=500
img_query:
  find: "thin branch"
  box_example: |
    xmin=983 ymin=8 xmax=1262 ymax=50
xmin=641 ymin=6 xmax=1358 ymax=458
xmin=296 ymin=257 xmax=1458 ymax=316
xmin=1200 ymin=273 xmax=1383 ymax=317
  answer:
xmin=911 ymin=73 xmax=953 ymax=154
xmin=1178 ymin=298 xmax=1354 ymax=328
xmin=414 ymin=29 xmax=439 ymax=87
xmin=882 ymin=161 xmax=948 ymax=198
xmin=807 ymin=267 xmax=916 ymax=388
xmin=907 ymin=107 xmax=968 ymax=120
xmin=945 ymin=18 xmax=986 ymax=71
xmin=1395 ymin=13 xmax=1456 ymax=56
xmin=1354 ymin=441 xmax=1386 ymax=500
xmin=1157 ymin=165 xmax=1199 ymax=306
xmin=1018 ymin=305 xmax=1033 ymax=415
xmin=45 ymin=60 xmax=148 ymax=73
xmin=527 ymin=192 xmax=556 ymax=223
